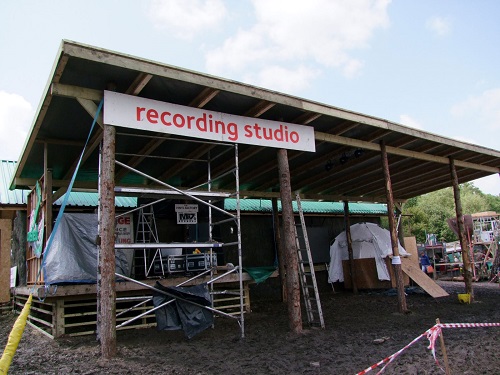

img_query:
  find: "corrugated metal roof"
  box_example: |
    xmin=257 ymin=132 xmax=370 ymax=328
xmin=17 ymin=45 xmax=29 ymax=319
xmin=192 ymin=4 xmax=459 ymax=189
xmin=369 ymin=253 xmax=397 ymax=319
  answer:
xmin=1 ymin=160 xmax=136 ymax=208
xmin=53 ymin=192 xmax=137 ymax=208
xmin=224 ymin=198 xmax=387 ymax=215
xmin=1 ymin=160 xmax=28 ymax=205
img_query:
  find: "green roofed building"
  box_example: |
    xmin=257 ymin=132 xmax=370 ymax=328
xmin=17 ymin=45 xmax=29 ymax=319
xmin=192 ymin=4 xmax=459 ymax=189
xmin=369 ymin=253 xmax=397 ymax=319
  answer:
xmin=224 ymin=198 xmax=387 ymax=215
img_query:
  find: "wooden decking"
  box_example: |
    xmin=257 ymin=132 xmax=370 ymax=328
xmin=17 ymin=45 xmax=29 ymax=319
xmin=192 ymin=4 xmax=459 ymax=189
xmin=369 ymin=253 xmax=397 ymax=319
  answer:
xmin=13 ymin=270 xmax=261 ymax=338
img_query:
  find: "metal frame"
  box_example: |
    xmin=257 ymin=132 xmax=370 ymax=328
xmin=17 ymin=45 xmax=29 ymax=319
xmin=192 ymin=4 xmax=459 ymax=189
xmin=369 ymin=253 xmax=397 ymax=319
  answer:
xmin=113 ymin=141 xmax=245 ymax=338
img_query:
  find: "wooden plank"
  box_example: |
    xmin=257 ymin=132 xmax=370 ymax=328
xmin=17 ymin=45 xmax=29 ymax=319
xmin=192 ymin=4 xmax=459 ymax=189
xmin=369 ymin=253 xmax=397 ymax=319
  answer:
xmin=401 ymin=257 xmax=449 ymax=298
xmin=315 ymin=132 xmax=500 ymax=173
xmin=342 ymin=259 xmax=392 ymax=290
xmin=51 ymin=83 xmax=102 ymax=101
xmin=27 ymin=314 xmax=53 ymax=328
xmin=55 ymin=299 xmax=65 ymax=338
xmin=0 ymin=219 xmax=12 ymax=303
xmin=14 ymin=273 xmax=257 ymax=297
xmin=26 ymin=321 xmax=54 ymax=339
xmin=403 ymin=237 xmax=420 ymax=268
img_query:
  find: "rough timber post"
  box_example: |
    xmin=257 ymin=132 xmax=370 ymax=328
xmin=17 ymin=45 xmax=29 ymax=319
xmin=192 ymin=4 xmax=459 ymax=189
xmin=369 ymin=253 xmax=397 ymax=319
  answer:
xmin=43 ymin=142 xmax=53 ymax=241
xmin=272 ymin=197 xmax=287 ymax=302
xmin=98 ymin=124 xmax=117 ymax=358
xmin=343 ymin=201 xmax=358 ymax=294
xmin=449 ymin=158 xmax=474 ymax=300
xmin=277 ymin=149 xmax=302 ymax=333
xmin=380 ymin=141 xmax=408 ymax=313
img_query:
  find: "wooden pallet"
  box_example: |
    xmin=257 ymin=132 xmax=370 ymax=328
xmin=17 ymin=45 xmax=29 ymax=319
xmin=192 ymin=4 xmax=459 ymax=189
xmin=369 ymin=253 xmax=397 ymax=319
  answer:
xmin=13 ymin=282 xmax=251 ymax=338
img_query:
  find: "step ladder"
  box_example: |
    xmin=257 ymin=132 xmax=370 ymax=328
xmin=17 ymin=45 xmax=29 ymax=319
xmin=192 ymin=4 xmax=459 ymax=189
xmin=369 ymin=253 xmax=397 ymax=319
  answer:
xmin=136 ymin=206 xmax=162 ymax=277
xmin=295 ymin=192 xmax=325 ymax=328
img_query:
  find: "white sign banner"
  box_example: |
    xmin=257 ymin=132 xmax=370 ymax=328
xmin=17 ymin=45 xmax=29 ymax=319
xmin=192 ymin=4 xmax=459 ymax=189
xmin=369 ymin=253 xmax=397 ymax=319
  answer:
xmin=115 ymin=214 xmax=134 ymax=244
xmin=175 ymin=204 xmax=198 ymax=213
xmin=104 ymin=91 xmax=316 ymax=152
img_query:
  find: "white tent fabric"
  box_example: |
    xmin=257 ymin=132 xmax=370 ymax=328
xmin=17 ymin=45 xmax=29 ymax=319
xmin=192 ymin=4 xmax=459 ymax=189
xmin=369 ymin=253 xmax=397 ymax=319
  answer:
xmin=328 ymin=222 xmax=409 ymax=283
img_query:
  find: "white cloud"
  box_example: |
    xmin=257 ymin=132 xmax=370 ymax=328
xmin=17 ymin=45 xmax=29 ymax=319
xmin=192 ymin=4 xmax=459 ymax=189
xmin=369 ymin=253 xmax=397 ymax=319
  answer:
xmin=399 ymin=114 xmax=424 ymax=130
xmin=205 ymin=0 xmax=390 ymax=85
xmin=426 ymin=16 xmax=452 ymax=36
xmin=472 ymin=175 xmax=500 ymax=196
xmin=0 ymin=91 xmax=33 ymax=161
xmin=451 ymin=88 xmax=500 ymax=130
xmin=148 ymin=0 xmax=228 ymax=40
xmin=243 ymin=65 xmax=320 ymax=94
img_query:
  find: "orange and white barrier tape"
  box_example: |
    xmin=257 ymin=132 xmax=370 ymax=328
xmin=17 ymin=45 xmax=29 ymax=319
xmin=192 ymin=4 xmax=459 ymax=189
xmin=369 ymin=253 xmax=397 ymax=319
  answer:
xmin=356 ymin=322 xmax=500 ymax=375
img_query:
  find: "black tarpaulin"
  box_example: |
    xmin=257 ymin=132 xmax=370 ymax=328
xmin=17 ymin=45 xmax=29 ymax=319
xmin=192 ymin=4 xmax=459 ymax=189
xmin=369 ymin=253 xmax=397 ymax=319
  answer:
xmin=153 ymin=282 xmax=214 ymax=339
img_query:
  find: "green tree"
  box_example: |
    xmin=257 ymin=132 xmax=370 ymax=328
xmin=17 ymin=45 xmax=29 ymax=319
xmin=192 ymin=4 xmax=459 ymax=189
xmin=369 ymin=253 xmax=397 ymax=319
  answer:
xmin=402 ymin=182 xmax=495 ymax=243
xmin=485 ymin=193 xmax=500 ymax=213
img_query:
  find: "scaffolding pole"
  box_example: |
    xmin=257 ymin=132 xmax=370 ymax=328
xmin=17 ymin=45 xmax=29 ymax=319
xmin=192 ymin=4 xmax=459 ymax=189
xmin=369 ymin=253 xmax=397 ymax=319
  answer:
xmin=113 ymin=141 xmax=244 ymax=339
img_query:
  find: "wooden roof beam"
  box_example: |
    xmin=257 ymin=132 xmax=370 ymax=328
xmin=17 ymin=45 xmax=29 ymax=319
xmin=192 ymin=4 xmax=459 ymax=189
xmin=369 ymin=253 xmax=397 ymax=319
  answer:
xmin=125 ymin=73 xmax=153 ymax=96
xmin=290 ymin=129 xmax=402 ymax=193
xmin=251 ymin=122 xmax=371 ymax=191
xmin=116 ymin=85 xmax=219 ymax=182
xmin=315 ymin=131 xmax=500 ymax=173
xmin=310 ymin=143 xmax=447 ymax=195
xmin=244 ymin=100 xmax=276 ymax=117
xmin=115 ymin=137 xmax=167 ymax=183
xmin=189 ymin=87 xmax=220 ymax=108
xmin=396 ymin=169 xmax=489 ymax=199
xmin=335 ymin=147 xmax=466 ymax=197
xmin=155 ymin=143 xmax=217 ymax=183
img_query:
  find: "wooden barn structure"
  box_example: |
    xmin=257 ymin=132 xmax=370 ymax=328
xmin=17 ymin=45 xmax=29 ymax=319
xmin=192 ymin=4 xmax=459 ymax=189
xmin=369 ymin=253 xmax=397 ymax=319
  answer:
xmin=8 ymin=40 xmax=500 ymax=357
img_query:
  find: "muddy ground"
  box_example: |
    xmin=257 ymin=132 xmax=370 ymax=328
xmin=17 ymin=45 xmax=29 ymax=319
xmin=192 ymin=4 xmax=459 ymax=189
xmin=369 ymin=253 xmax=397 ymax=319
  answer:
xmin=1 ymin=280 xmax=499 ymax=374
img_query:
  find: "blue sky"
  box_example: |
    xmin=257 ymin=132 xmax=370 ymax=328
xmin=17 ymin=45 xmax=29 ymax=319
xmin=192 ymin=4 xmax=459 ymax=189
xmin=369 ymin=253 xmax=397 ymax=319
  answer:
xmin=1 ymin=0 xmax=499 ymax=195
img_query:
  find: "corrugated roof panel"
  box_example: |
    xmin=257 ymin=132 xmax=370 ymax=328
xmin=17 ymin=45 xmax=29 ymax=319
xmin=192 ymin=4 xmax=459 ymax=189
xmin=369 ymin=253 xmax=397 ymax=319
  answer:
xmin=1 ymin=160 xmax=136 ymax=208
xmin=224 ymin=198 xmax=387 ymax=215
xmin=53 ymin=192 xmax=137 ymax=208
xmin=0 ymin=160 xmax=28 ymax=205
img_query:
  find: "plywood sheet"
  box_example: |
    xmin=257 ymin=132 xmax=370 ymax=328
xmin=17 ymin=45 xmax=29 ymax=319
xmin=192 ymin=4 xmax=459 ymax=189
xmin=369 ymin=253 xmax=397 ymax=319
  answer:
xmin=0 ymin=219 xmax=12 ymax=302
xmin=401 ymin=257 xmax=449 ymax=298
xmin=342 ymin=258 xmax=407 ymax=290
xmin=403 ymin=236 xmax=420 ymax=268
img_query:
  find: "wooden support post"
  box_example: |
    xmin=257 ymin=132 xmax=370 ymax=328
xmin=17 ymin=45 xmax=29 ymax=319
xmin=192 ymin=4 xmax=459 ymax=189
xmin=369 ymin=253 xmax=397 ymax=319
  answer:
xmin=97 ymin=124 xmax=117 ymax=358
xmin=54 ymin=299 xmax=65 ymax=338
xmin=380 ymin=141 xmax=408 ymax=313
xmin=44 ymin=170 xmax=53 ymax=241
xmin=244 ymin=283 xmax=251 ymax=313
xmin=343 ymin=201 xmax=358 ymax=294
xmin=436 ymin=318 xmax=451 ymax=375
xmin=449 ymin=158 xmax=474 ymax=300
xmin=277 ymin=149 xmax=302 ymax=333
xmin=0 ymin=219 xmax=12 ymax=303
xmin=272 ymin=197 xmax=287 ymax=302
xmin=43 ymin=142 xmax=53 ymax=241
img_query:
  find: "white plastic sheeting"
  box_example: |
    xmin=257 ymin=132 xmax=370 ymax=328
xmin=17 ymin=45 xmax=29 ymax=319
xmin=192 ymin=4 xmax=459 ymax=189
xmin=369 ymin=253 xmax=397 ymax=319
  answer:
xmin=43 ymin=213 xmax=133 ymax=284
xmin=328 ymin=222 xmax=409 ymax=283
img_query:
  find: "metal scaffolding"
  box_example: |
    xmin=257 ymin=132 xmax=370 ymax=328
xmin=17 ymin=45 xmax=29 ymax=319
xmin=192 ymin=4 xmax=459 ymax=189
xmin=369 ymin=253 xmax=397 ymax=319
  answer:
xmin=113 ymin=140 xmax=245 ymax=338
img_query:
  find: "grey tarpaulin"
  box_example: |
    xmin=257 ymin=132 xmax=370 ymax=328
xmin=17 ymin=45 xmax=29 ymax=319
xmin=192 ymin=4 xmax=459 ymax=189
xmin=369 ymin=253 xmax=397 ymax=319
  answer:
xmin=43 ymin=213 xmax=133 ymax=284
xmin=153 ymin=281 xmax=214 ymax=339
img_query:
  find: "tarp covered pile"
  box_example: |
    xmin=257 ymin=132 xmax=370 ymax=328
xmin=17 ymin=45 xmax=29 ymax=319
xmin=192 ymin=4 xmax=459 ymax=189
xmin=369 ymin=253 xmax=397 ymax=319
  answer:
xmin=43 ymin=213 xmax=133 ymax=284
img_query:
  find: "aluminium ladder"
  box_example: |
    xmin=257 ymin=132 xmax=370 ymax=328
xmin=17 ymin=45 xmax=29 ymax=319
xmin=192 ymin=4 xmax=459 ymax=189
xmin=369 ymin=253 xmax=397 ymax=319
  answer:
xmin=294 ymin=192 xmax=325 ymax=328
xmin=136 ymin=206 xmax=163 ymax=277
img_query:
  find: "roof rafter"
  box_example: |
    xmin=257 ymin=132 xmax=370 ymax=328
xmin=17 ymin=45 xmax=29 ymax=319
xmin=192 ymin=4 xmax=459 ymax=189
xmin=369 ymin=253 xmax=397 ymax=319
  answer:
xmin=315 ymin=131 xmax=500 ymax=173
